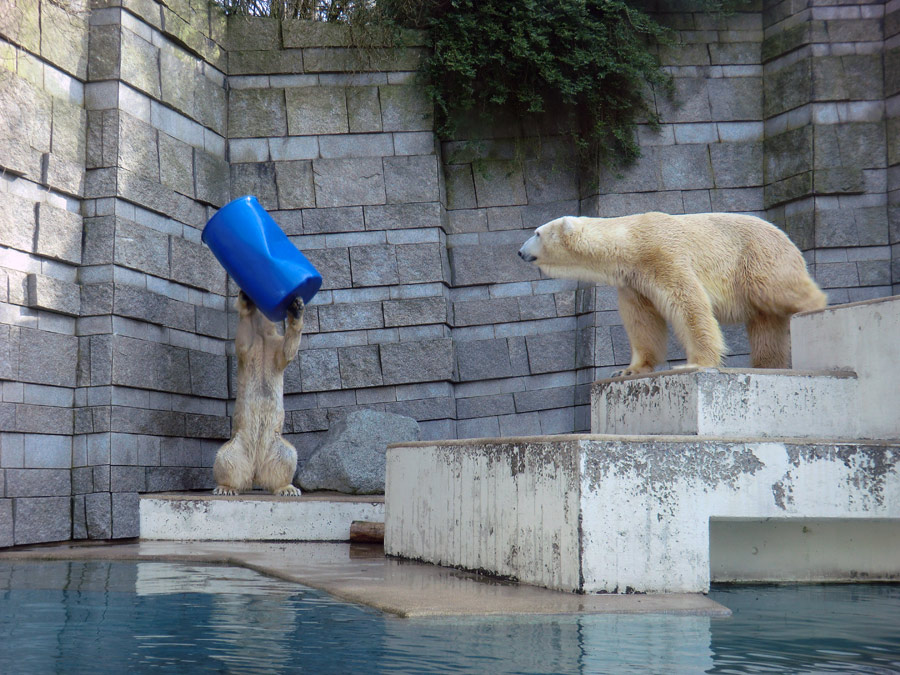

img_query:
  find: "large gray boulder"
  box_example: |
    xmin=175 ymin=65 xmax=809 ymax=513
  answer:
xmin=297 ymin=409 xmax=420 ymax=494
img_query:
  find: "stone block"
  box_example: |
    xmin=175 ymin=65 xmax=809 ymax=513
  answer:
xmin=318 ymin=302 xmax=384 ymax=332
xmin=338 ymin=345 xmax=383 ymax=388
xmin=473 ymin=160 xmax=527 ymax=208
xmin=457 ymin=393 xmax=515 ymax=419
xmin=456 ymin=338 xmax=515 ymax=381
xmin=51 ymin=97 xmax=87 ymax=164
xmin=814 ymin=168 xmax=864 ymax=194
xmin=14 ymin=496 xmax=70 ymax=544
xmin=349 ymin=245 xmax=398 ymax=286
xmin=380 ymin=339 xmax=453 ymax=385
xmin=449 ymin=244 xmax=541 ymax=286
xmin=657 ymin=77 xmax=712 ymax=124
xmin=110 ymin=466 xmax=146 ymax=493
xmin=396 ymin=243 xmax=445 ymax=284
xmin=285 ymin=86 xmax=348 ymax=135
xmin=0 ymin=70 xmax=51 ymax=179
xmin=275 ymin=160 xmax=315 ymax=209
xmin=813 ymin=54 xmax=883 ymax=103
xmin=302 ymin=206 xmax=364 ymax=234
xmin=189 ymin=350 xmax=228 ymax=399
xmin=36 ymin=202 xmax=82 ymax=264
xmin=228 ymin=88 xmax=286 ymax=138
xmin=377 ymin=294 xmax=446 ymax=326
xmin=456 ymin=416 xmax=500 ymax=439
xmin=170 ymin=236 xmax=226 ymax=294
xmin=6 ymin=468 xmax=70 ymax=497
xmin=514 ymin=386 xmax=575 ymax=413
xmin=0 ymin=0 xmax=40 ymax=54
xmin=40 ymin=0 xmax=88 ymax=79
xmin=763 ymin=58 xmax=811 ymax=118
xmin=303 ymin=248 xmax=351 ymax=290
xmin=708 ymin=77 xmax=762 ymax=121
xmin=227 ymin=16 xmax=280 ymax=51
xmin=291 ymin=408 xmax=329 ymax=433
xmin=524 ymin=156 xmax=579 ymax=204
xmin=659 ymin=144 xmax=714 ymax=190
xmin=0 ymin=499 xmax=12 ymax=546
xmin=110 ymin=406 xmax=186 ymax=436
xmin=88 ymin=24 xmax=121 ymax=80
xmin=44 ymin=154 xmax=85 ymax=197
xmin=229 ymin=49 xmax=304 ymax=76
xmin=85 ymin=492 xmax=111 ymax=539
xmin=384 ymin=155 xmax=439 ymax=204
xmin=18 ymin=327 xmax=77 ymax=388
xmin=444 ymin=164 xmax=477 ymax=210
xmin=0 ymin=191 xmax=37 ymax=252
xmin=120 ymin=28 xmax=160 ymax=98
xmin=159 ymin=132 xmax=194 ymax=197
xmin=526 ymin=332 xmax=576 ymax=374
xmin=112 ymin=491 xmax=140 ymax=538
xmin=231 ymin=161 xmax=278 ymax=210
xmin=347 ymin=86 xmax=382 ymax=133
xmin=159 ymin=45 xmax=195 ymax=119
xmin=313 ymin=157 xmax=386 ymax=208
xmin=379 ymin=84 xmax=432 ymax=132
xmin=114 ymin=218 xmax=169 ymax=278
xmin=300 ymin=349 xmax=342 ymax=391
xmin=453 ymin=297 xmax=518 ymax=327
xmin=194 ymin=149 xmax=229 ymax=207
xmin=711 ymin=142 xmax=763 ymax=188
xmin=27 ymin=274 xmax=80 ymax=316
xmin=364 ymin=203 xmax=442 ymax=230
xmin=814 ymin=124 xmax=886 ymax=171
xmin=318 ymin=132 xmax=394 ymax=159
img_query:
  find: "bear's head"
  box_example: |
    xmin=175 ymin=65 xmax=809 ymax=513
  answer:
xmin=517 ymin=216 xmax=585 ymax=269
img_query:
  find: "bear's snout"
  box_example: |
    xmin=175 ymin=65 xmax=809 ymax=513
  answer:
xmin=517 ymin=249 xmax=536 ymax=262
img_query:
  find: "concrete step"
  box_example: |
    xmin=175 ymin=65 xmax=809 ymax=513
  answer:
xmin=385 ymin=435 xmax=900 ymax=594
xmin=591 ymin=367 xmax=860 ymax=439
xmin=792 ymin=294 xmax=899 ymax=440
xmin=139 ymin=491 xmax=384 ymax=541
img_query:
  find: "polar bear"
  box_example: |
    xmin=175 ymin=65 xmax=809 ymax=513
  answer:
xmin=518 ymin=212 xmax=826 ymax=374
xmin=213 ymin=291 xmax=305 ymax=496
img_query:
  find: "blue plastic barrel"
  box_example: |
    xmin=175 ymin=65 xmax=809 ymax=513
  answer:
xmin=202 ymin=195 xmax=322 ymax=323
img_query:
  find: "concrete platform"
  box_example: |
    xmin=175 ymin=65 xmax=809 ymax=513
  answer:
xmin=140 ymin=491 xmax=384 ymax=541
xmin=792 ymin=295 xmax=899 ymax=440
xmin=591 ymin=367 xmax=859 ymax=438
xmin=0 ymin=541 xmax=730 ymax=618
xmin=385 ymin=435 xmax=900 ymax=594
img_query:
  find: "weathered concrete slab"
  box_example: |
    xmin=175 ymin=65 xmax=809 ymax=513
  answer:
xmin=140 ymin=491 xmax=384 ymax=541
xmin=591 ymin=367 xmax=859 ymax=439
xmin=0 ymin=541 xmax=730 ymax=617
xmin=792 ymin=295 xmax=899 ymax=440
xmin=385 ymin=436 xmax=900 ymax=594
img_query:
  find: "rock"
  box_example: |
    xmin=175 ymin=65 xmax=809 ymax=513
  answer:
xmin=297 ymin=409 xmax=420 ymax=494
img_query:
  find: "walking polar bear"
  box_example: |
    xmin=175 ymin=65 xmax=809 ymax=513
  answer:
xmin=213 ymin=291 xmax=305 ymax=496
xmin=518 ymin=212 xmax=826 ymax=375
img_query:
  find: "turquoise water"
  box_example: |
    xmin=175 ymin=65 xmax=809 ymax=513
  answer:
xmin=0 ymin=561 xmax=898 ymax=673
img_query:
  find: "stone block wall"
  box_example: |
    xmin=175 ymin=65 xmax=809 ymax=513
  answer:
xmin=1 ymin=0 xmax=89 ymax=546
xmin=0 ymin=0 xmax=897 ymax=546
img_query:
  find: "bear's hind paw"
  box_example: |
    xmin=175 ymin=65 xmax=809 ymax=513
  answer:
xmin=274 ymin=484 xmax=301 ymax=497
xmin=213 ymin=485 xmax=240 ymax=496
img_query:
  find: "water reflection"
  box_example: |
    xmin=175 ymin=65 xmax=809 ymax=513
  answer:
xmin=0 ymin=561 xmax=898 ymax=674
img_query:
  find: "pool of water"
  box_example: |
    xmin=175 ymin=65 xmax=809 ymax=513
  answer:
xmin=0 ymin=561 xmax=897 ymax=673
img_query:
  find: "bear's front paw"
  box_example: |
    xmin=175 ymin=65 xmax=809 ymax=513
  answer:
xmin=236 ymin=291 xmax=255 ymax=316
xmin=274 ymin=484 xmax=301 ymax=497
xmin=213 ymin=485 xmax=239 ymax=496
xmin=288 ymin=296 xmax=304 ymax=320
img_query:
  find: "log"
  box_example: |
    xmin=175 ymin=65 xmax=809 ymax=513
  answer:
xmin=349 ymin=520 xmax=385 ymax=543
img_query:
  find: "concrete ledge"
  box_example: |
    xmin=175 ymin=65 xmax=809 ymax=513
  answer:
xmin=0 ymin=541 xmax=731 ymax=618
xmin=591 ymin=367 xmax=859 ymax=438
xmin=792 ymin=294 xmax=899 ymax=440
xmin=140 ymin=491 xmax=384 ymax=541
xmin=386 ymin=436 xmax=900 ymax=594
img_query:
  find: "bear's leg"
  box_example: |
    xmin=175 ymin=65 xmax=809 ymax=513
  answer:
xmin=256 ymin=436 xmax=301 ymax=497
xmin=617 ymin=286 xmax=668 ymax=375
xmin=213 ymin=437 xmax=253 ymax=495
xmin=747 ymin=313 xmax=790 ymax=368
xmin=661 ymin=284 xmax=724 ymax=368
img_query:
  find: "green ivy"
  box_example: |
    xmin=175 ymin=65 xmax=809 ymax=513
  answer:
xmin=420 ymin=0 xmax=673 ymax=167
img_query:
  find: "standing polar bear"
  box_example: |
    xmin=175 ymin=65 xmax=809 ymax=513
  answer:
xmin=518 ymin=212 xmax=826 ymax=375
xmin=213 ymin=291 xmax=305 ymax=496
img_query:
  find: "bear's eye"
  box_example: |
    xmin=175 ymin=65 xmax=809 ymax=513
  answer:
xmin=535 ymin=231 xmax=540 ymax=237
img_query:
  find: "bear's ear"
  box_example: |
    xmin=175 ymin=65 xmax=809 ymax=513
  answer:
xmin=560 ymin=217 xmax=576 ymax=234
